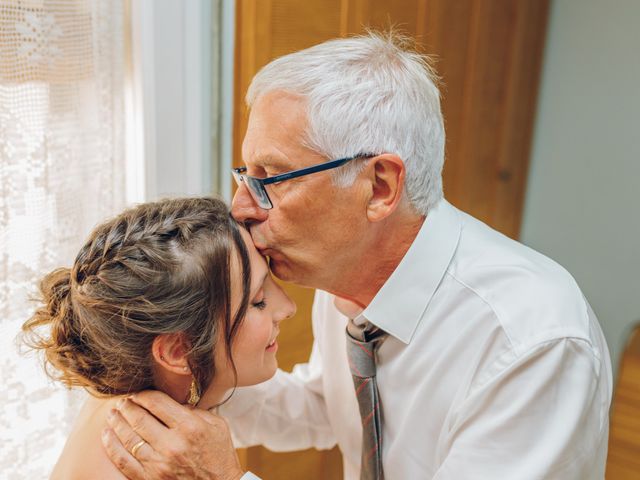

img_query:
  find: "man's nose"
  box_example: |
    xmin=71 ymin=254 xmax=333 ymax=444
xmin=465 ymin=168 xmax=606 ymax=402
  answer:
xmin=231 ymin=183 xmax=269 ymax=224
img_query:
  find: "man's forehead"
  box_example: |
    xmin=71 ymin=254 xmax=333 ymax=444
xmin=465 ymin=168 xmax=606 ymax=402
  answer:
xmin=242 ymin=92 xmax=312 ymax=167
xmin=254 ymin=89 xmax=307 ymax=110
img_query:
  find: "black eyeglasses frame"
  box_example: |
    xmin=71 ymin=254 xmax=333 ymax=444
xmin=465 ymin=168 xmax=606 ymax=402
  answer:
xmin=232 ymin=153 xmax=376 ymax=210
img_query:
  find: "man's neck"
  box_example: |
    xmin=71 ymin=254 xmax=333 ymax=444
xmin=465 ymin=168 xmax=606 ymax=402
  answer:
xmin=328 ymin=211 xmax=425 ymax=309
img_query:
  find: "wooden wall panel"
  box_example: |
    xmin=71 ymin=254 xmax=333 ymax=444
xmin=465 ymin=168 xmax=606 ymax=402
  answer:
xmin=362 ymin=0 xmax=422 ymax=35
xmin=422 ymin=0 xmax=475 ymax=210
xmin=270 ymin=0 xmax=343 ymax=57
xmin=493 ymin=0 xmax=550 ymax=236
xmin=439 ymin=0 xmax=550 ymax=238
xmin=233 ymin=1 xmax=549 ymax=478
xmin=451 ymin=1 xmax=520 ymax=223
xmin=607 ymin=325 xmax=640 ymax=479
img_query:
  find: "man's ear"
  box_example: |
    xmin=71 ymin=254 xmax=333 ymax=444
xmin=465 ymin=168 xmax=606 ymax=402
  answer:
xmin=152 ymin=333 xmax=192 ymax=376
xmin=365 ymin=154 xmax=406 ymax=222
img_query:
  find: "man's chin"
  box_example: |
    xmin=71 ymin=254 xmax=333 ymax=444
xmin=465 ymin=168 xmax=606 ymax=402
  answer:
xmin=267 ymin=257 xmax=297 ymax=283
xmin=267 ymin=257 xmax=287 ymax=279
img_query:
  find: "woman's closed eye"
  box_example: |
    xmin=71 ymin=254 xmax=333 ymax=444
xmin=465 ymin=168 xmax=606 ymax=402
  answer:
xmin=251 ymin=287 xmax=267 ymax=310
xmin=252 ymin=298 xmax=267 ymax=310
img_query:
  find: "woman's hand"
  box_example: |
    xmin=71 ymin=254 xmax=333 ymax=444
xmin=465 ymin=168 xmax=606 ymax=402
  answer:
xmin=101 ymin=390 xmax=244 ymax=480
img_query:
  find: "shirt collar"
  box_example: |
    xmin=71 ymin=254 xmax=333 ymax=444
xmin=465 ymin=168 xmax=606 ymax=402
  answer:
xmin=356 ymin=199 xmax=462 ymax=344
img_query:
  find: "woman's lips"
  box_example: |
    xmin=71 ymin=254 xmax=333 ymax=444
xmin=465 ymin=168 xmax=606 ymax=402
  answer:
xmin=266 ymin=330 xmax=279 ymax=352
xmin=266 ymin=340 xmax=278 ymax=353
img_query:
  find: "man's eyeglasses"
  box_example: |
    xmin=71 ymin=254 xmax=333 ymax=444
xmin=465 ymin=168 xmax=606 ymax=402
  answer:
xmin=232 ymin=153 xmax=375 ymax=210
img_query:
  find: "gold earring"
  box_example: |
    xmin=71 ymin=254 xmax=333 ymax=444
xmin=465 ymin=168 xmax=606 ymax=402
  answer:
xmin=188 ymin=377 xmax=200 ymax=406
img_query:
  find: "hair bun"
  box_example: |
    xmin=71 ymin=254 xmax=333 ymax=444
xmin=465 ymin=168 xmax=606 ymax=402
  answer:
xmin=22 ymin=267 xmax=94 ymax=389
xmin=41 ymin=267 xmax=72 ymax=317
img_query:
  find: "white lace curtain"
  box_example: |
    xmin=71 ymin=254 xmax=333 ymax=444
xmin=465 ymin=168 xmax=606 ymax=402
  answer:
xmin=0 ymin=1 xmax=126 ymax=477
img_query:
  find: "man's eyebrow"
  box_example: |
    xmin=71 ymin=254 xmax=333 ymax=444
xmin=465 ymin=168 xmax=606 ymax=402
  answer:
xmin=252 ymin=154 xmax=291 ymax=170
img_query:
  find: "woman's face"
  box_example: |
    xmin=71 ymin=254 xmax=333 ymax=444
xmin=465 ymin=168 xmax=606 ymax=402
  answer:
xmin=199 ymin=228 xmax=296 ymax=407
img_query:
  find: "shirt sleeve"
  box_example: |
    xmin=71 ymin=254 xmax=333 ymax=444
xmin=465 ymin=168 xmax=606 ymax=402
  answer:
xmin=218 ymin=336 xmax=336 ymax=451
xmin=432 ymin=337 xmax=611 ymax=480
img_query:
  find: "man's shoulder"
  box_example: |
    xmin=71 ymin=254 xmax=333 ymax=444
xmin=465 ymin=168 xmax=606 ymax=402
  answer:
xmin=448 ymin=211 xmax=593 ymax=348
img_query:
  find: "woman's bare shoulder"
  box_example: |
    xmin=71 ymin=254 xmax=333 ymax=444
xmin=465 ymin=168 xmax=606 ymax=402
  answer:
xmin=51 ymin=396 xmax=128 ymax=480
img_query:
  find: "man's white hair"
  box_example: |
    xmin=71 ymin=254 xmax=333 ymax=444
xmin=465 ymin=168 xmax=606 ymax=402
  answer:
xmin=247 ymin=31 xmax=445 ymax=216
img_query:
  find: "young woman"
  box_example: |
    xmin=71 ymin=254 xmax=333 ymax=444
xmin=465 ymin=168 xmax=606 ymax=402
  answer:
xmin=22 ymin=197 xmax=296 ymax=479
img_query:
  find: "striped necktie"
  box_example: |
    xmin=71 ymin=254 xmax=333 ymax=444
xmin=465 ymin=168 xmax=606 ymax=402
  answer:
xmin=346 ymin=319 xmax=386 ymax=480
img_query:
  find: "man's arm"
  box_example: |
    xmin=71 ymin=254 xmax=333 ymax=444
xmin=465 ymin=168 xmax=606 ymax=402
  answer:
xmin=433 ymin=337 xmax=611 ymax=479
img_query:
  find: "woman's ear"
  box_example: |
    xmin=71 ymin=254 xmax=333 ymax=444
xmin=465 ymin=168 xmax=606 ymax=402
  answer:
xmin=152 ymin=333 xmax=192 ymax=376
xmin=365 ymin=154 xmax=406 ymax=222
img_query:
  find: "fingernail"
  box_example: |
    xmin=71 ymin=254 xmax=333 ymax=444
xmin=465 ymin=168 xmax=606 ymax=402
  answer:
xmin=102 ymin=428 xmax=110 ymax=439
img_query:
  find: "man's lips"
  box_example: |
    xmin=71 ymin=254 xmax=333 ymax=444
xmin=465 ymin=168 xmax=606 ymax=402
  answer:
xmin=248 ymin=235 xmax=268 ymax=253
xmin=257 ymin=245 xmax=277 ymax=258
xmin=247 ymin=227 xmax=276 ymax=256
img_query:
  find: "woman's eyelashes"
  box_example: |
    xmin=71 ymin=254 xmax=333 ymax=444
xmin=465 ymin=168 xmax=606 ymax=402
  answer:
xmin=252 ymin=299 xmax=267 ymax=310
xmin=251 ymin=287 xmax=267 ymax=310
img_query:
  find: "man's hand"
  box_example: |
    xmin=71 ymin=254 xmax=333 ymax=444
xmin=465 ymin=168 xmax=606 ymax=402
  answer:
xmin=101 ymin=390 xmax=244 ymax=480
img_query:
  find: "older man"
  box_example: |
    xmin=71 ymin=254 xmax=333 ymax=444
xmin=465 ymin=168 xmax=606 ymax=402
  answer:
xmin=104 ymin=33 xmax=612 ymax=480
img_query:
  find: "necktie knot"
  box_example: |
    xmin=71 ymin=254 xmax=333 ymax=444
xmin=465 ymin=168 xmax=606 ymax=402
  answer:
xmin=346 ymin=319 xmax=386 ymax=377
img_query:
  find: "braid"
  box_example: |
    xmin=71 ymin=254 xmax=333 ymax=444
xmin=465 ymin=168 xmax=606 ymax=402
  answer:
xmin=22 ymin=197 xmax=251 ymax=397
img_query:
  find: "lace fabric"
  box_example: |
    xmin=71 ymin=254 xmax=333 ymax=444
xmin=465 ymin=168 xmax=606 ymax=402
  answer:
xmin=0 ymin=1 xmax=125 ymax=477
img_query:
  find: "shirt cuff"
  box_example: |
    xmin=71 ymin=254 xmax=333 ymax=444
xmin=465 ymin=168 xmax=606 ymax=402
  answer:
xmin=241 ymin=472 xmax=262 ymax=480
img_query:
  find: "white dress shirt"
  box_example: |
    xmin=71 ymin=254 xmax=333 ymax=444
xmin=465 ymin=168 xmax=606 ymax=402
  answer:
xmin=221 ymin=199 xmax=612 ymax=479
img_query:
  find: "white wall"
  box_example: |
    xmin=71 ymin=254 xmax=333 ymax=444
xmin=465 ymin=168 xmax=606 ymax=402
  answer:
xmin=521 ymin=0 xmax=640 ymax=370
xmin=219 ymin=0 xmax=236 ymax=202
xmin=129 ymin=0 xmax=209 ymax=199
xmin=128 ymin=0 xmax=235 ymax=201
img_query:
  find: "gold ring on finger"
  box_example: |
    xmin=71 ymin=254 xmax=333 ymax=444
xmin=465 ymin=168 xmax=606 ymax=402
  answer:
xmin=130 ymin=439 xmax=146 ymax=458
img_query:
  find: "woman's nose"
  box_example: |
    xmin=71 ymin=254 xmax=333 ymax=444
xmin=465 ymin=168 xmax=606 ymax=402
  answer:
xmin=276 ymin=288 xmax=297 ymax=324
xmin=284 ymin=294 xmax=297 ymax=321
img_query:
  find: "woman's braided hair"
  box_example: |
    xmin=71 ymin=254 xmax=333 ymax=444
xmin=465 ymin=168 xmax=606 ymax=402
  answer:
xmin=22 ymin=197 xmax=251 ymax=397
